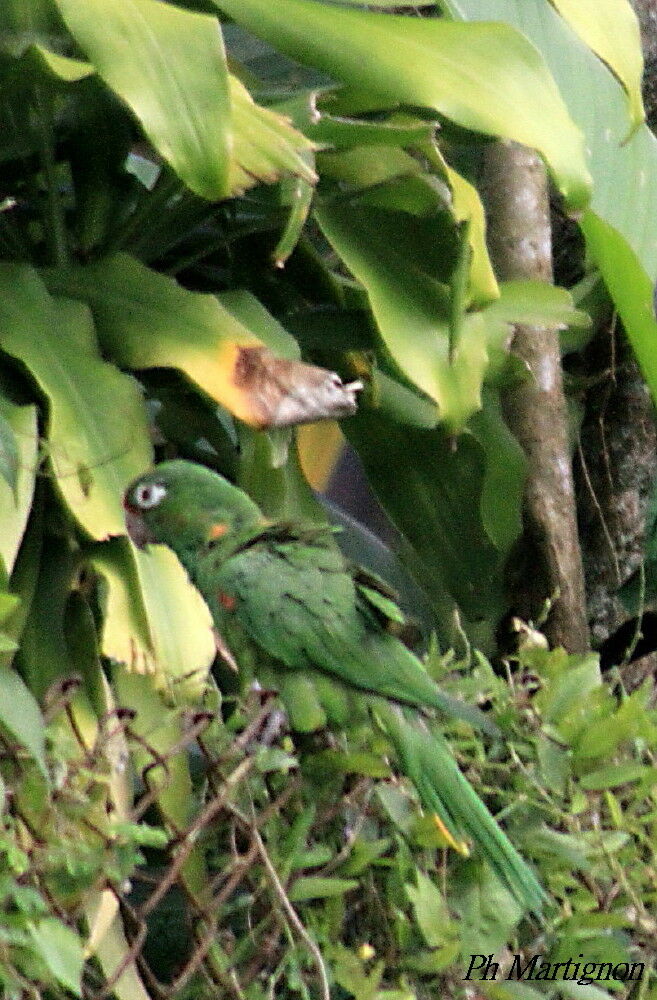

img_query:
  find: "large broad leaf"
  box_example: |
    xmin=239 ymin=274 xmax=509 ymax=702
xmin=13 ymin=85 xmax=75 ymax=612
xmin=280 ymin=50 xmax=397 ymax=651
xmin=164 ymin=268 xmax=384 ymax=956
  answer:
xmin=213 ymin=0 xmax=591 ymax=210
xmin=548 ymin=0 xmax=644 ymax=133
xmin=43 ymin=254 xmax=339 ymax=428
xmin=0 ymin=402 xmax=37 ymax=576
xmin=316 ymin=200 xmax=487 ymax=430
xmin=54 ymin=0 xmax=232 ymax=200
xmin=0 ymin=265 xmax=152 ymax=539
xmin=91 ymin=537 xmax=215 ymax=700
xmin=443 ymin=0 xmax=657 ymax=409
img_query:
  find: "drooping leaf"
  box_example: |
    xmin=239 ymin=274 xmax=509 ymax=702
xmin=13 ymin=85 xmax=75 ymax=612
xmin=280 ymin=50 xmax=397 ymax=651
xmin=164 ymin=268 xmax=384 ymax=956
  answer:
xmin=55 ymin=0 xmax=232 ymax=200
xmin=45 ymin=255 xmax=358 ymax=429
xmin=344 ymin=406 xmax=515 ymax=623
xmin=580 ymin=212 xmax=657 ymax=407
xmin=443 ymin=162 xmax=499 ymax=306
xmin=229 ymin=74 xmax=317 ymax=194
xmin=0 ymin=408 xmax=19 ymax=492
xmin=0 ymin=264 xmax=152 ymax=539
xmin=213 ymin=0 xmax=591 ymax=210
xmin=27 ymin=45 xmax=94 ymax=83
xmin=469 ymin=391 xmax=526 ymax=553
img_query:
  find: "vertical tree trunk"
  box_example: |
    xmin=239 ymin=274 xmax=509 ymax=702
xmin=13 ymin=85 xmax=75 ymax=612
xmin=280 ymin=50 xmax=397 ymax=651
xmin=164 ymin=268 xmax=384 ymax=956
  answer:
xmin=481 ymin=142 xmax=589 ymax=654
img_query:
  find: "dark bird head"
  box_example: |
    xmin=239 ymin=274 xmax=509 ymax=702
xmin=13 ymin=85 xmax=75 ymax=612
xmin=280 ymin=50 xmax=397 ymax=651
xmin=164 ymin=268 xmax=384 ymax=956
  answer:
xmin=124 ymin=460 xmax=264 ymax=556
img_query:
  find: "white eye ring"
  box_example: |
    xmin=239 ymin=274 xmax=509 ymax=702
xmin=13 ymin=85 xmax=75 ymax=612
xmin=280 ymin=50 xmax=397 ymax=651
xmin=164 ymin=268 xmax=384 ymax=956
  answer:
xmin=134 ymin=482 xmax=167 ymax=509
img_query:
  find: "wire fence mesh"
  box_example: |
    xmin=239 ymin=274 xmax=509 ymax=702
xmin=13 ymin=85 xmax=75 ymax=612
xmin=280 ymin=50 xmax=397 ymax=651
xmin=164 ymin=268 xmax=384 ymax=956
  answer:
xmin=1 ymin=679 xmax=361 ymax=1000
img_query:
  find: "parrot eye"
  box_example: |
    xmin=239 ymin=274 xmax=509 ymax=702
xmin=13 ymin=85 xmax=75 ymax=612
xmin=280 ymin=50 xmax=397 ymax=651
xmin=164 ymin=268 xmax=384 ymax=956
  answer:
xmin=133 ymin=482 xmax=167 ymax=509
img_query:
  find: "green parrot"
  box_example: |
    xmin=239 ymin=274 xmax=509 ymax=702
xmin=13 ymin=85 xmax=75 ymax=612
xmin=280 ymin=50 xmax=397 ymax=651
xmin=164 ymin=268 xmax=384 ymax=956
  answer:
xmin=124 ymin=460 xmax=545 ymax=915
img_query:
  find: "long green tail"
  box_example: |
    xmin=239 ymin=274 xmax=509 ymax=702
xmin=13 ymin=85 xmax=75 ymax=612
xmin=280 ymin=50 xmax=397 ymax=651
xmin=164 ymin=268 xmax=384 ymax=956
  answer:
xmin=373 ymin=699 xmax=546 ymax=916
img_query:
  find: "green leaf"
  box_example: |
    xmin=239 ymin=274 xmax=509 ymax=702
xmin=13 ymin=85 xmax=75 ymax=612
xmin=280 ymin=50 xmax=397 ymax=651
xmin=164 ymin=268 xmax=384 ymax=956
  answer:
xmin=549 ymin=0 xmax=644 ymax=133
xmin=483 ymin=280 xmax=592 ymax=330
xmin=91 ymin=537 xmax=215 ymax=700
xmin=27 ymin=918 xmax=84 ymax=996
xmin=528 ymin=827 xmax=591 ymax=868
xmin=534 ymin=655 xmax=601 ymax=728
xmin=55 ymin=0 xmax=232 ymax=200
xmin=44 ymin=254 xmax=303 ymax=428
xmin=0 ymin=407 xmax=18 ymax=492
xmin=338 ymin=837 xmax=391 ymax=877
xmin=283 ymin=96 xmax=436 ymax=150
xmin=213 ymin=0 xmax=591 ymax=210
xmin=405 ymin=872 xmax=454 ymax=948
xmin=288 ymin=876 xmax=359 ymax=901
xmin=344 ymin=406 xmax=516 ymax=622
xmin=111 ymin=821 xmax=169 ymax=848
xmin=0 ymin=402 xmax=37 ymax=576
xmin=445 ymin=1 xmax=657 ymax=411
xmin=574 ymin=686 xmax=654 ymax=761
xmin=317 ymin=200 xmax=486 ymax=429
xmin=579 ymin=763 xmax=657 ymax=791
xmin=0 ymin=264 xmax=152 ymax=539
xmin=469 ymin=391 xmax=526 ymax=553
xmin=450 ymin=861 xmax=523 ymax=960
xmin=581 ymin=212 xmax=657 ymax=411
xmin=230 ymin=75 xmax=317 ymax=195
xmin=27 ymin=45 xmax=94 ymax=82
xmin=0 ymin=666 xmax=47 ymax=779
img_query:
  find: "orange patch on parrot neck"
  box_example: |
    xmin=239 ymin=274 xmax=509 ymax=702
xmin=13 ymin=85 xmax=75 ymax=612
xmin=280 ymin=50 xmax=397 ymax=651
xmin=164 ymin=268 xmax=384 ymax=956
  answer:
xmin=218 ymin=590 xmax=237 ymax=612
xmin=208 ymin=522 xmax=229 ymax=540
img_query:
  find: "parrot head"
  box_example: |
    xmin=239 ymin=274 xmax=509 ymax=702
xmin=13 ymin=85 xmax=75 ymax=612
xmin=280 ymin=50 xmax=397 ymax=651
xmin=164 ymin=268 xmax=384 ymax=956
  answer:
xmin=123 ymin=460 xmax=264 ymax=553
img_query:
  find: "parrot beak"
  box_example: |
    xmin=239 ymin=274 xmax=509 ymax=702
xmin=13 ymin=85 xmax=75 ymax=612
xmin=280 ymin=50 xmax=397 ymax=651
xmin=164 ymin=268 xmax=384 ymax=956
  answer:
xmin=123 ymin=502 xmax=155 ymax=550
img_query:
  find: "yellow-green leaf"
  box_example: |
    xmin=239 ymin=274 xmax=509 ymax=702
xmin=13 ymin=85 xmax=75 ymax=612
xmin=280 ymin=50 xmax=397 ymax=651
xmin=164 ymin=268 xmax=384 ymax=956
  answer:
xmin=230 ymin=75 xmax=317 ymax=194
xmin=0 ymin=402 xmax=37 ymax=576
xmin=55 ymin=0 xmax=232 ymax=199
xmin=549 ymin=0 xmax=644 ymax=134
xmin=44 ymin=254 xmax=304 ymax=427
xmin=213 ymin=0 xmax=591 ymax=210
xmin=316 ymin=201 xmax=487 ymax=429
xmin=91 ymin=537 xmax=215 ymax=700
xmin=0 ymin=265 xmax=152 ymax=539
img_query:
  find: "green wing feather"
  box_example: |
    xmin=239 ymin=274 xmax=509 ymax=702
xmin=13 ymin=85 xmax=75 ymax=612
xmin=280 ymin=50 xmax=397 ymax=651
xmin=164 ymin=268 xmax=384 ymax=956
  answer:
xmin=206 ymin=533 xmax=496 ymax=732
xmin=196 ymin=529 xmax=545 ymax=914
